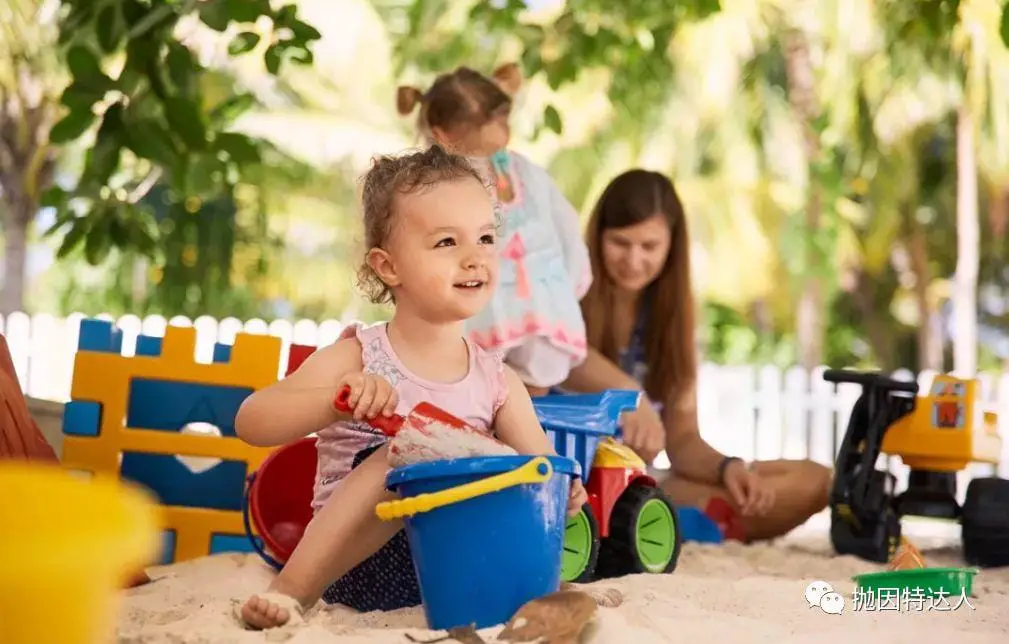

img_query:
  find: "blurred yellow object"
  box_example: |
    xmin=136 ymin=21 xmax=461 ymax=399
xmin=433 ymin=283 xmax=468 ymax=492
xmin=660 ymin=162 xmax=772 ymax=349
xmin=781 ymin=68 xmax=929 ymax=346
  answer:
xmin=0 ymin=462 xmax=162 ymax=644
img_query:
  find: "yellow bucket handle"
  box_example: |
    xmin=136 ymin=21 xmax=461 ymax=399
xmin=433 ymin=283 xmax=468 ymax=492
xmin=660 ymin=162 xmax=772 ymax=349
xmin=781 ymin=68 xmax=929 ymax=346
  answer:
xmin=376 ymin=456 xmax=553 ymax=521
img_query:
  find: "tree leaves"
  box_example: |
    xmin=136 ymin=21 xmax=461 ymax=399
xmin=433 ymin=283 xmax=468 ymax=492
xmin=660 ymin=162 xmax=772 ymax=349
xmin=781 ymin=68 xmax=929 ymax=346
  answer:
xmin=49 ymin=108 xmax=96 ymax=143
xmin=51 ymin=200 xmax=158 ymax=266
xmin=392 ymin=0 xmax=724 ymax=135
xmin=96 ymin=4 xmax=125 ymax=53
xmin=47 ymin=0 xmax=323 ymax=262
xmin=1001 ymin=4 xmax=1009 ymax=48
xmin=198 ymin=0 xmax=230 ymax=32
xmin=290 ymin=20 xmax=322 ymax=41
xmin=208 ymin=93 xmax=257 ymax=125
xmin=66 ymin=45 xmax=108 ymax=89
xmin=82 ymin=102 xmax=125 ymax=188
xmin=165 ymin=42 xmax=197 ymax=94
xmin=60 ymin=81 xmax=107 ymax=111
xmin=123 ymin=115 xmax=178 ymax=167
xmin=51 ymin=45 xmax=115 ymax=144
xmin=56 ymin=218 xmax=89 ymax=260
xmin=227 ymin=0 xmax=272 ymax=23
xmin=543 ymin=105 xmax=563 ymax=135
xmin=264 ymin=45 xmax=283 ymax=74
xmin=261 ymin=6 xmax=323 ymax=74
xmin=163 ymin=96 xmax=208 ymax=150
xmin=228 ymin=32 xmax=261 ymax=56
xmin=214 ymin=132 xmax=262 ymax=166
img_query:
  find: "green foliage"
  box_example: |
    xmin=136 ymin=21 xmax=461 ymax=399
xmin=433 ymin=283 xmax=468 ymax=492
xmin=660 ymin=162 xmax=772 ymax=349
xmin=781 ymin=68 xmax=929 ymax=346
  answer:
xmin=44 ymin=0 xmax=322 ymax=264
xmin=374 ymin=0 xmax=1009 ymax=373
xmin=879 ymin=0 xmax=961 ymax=74
xmin=141 ymin=183 xmax=270 ymax=318
xmin=384 ymin=0 xmax=721 ymax=134
xmin=700 ymin=302 xmax=796 ymax=367
xmin=1002 ymin=3 xmax=1009 ymax=47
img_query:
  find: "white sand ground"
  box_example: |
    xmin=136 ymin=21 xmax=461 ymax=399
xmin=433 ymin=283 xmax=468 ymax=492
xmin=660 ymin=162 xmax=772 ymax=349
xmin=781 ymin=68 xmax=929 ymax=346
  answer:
xmin=114 ymin=513 xmax=1009 ymax=644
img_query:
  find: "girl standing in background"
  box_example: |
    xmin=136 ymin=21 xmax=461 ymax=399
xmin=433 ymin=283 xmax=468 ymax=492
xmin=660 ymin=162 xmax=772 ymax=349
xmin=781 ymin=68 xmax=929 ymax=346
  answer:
xmin=397 ymin=63 xmax=592 ymax=396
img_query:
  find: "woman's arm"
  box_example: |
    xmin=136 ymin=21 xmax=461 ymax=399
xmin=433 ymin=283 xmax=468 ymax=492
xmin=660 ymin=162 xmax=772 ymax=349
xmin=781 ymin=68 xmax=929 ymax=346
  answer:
xmin=663 ymin=383 xmax=727 ymax=485
xmin=235 ymin=338 xmax=363 ymax=447
xmin=562 ymin=346 xmax=644 ymax=396
xmin=562 ymin=346 xmax=666 ymax=461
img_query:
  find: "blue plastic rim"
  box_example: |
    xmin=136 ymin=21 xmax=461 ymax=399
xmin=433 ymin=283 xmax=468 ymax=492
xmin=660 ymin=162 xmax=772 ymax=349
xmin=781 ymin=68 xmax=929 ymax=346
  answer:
xmin=386 ymin=454 xmax=579 ymax=631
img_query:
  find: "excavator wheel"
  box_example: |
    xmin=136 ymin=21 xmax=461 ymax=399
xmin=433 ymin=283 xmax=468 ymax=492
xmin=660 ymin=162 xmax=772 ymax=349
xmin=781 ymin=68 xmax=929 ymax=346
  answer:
xmin=961 ymin=477 xmax=1009 ymax=568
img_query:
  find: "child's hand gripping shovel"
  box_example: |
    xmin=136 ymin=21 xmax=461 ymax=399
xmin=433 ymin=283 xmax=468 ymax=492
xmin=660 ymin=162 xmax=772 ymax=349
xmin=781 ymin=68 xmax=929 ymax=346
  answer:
xmin=331 ymin=385 xmax=517 ymax=461
xmin=332 ymin=385 xmax=537 ymax=521
xmin=331 ymin=385 xmax=405 ymax=437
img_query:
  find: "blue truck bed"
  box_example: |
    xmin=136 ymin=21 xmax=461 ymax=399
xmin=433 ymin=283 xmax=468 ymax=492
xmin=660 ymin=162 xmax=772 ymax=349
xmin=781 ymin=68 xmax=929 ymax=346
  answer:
xmin=531 ymin=390 xmax=640 ymax=482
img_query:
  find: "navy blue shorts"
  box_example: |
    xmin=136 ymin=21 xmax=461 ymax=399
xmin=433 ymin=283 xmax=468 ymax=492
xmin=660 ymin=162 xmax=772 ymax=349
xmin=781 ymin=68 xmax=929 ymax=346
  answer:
xmin=321 ymin=444 xmax=422 ymax=612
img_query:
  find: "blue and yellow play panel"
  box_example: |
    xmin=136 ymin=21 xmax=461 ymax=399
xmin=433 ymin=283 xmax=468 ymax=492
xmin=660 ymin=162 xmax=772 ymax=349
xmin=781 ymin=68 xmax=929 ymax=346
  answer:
xmin=60 ymin=318 xmax=283 ymax=564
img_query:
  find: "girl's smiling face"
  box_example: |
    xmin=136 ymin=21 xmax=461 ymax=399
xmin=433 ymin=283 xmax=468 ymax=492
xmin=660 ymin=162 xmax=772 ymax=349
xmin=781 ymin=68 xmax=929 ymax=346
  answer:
xmin=368 ymin=177 xmax=499 ymax=322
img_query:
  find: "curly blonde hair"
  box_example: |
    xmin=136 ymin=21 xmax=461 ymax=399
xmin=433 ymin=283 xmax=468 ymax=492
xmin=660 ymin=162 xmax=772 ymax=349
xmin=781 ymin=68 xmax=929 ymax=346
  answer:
xmin=357 ymin=145 xmax=486 ymax=304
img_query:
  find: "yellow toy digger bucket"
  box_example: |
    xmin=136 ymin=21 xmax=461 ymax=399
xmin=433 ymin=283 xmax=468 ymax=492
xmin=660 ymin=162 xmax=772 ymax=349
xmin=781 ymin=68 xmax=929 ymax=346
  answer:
xmin=0 ymin=463 xmax=162 ymax=644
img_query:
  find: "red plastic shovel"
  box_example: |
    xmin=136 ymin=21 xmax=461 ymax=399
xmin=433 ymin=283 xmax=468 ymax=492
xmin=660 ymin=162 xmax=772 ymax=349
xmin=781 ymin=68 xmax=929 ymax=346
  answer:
xmin=332 ymin=385 xmax=406 ymax=436
xmin=331 ymin=385 xmax=508 ymax=448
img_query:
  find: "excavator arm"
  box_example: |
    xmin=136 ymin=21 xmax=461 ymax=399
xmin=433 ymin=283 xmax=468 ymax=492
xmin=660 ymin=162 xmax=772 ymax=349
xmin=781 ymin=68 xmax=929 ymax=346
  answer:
xmin=823 ymin=369 xmax=917 ymax=562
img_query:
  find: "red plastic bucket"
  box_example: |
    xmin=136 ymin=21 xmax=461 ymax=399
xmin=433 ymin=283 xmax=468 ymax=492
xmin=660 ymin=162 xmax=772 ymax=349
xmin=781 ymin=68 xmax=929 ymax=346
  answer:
xmin=243 ymin=437 xmax=318 ymax=569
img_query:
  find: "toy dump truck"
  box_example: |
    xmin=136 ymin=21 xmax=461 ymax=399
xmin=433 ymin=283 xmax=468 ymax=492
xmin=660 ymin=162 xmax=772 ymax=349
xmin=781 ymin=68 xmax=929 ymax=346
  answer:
xmin=533 ymin=390 xmax=683 ymax=582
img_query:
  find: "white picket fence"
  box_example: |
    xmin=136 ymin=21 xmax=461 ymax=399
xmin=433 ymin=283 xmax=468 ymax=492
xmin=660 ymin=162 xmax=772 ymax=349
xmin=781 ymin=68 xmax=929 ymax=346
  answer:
xmin=5 ymin=310 xmax=1009 ymax=491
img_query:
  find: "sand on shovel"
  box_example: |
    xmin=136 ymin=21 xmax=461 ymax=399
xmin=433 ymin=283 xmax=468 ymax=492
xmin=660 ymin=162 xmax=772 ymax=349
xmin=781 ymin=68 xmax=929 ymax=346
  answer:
xmin=388 ymin=420 xmax=518 ymax=467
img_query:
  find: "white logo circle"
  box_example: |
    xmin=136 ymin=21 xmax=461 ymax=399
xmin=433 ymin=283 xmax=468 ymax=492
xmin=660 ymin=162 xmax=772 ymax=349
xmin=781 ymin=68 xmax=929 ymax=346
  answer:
xmin=804 ymin=580 xmax=845 ymax=614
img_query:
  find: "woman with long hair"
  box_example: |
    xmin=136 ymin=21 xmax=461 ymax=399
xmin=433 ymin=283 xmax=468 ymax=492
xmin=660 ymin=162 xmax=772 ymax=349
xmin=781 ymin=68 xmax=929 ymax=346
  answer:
xmin=563 ymin=169 xmax=831 ymax=541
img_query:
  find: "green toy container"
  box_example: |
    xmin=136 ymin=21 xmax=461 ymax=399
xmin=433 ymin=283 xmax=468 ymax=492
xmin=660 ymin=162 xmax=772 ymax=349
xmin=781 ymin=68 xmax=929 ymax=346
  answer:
xmin=852 ymin=567 xmax=978 ymax=599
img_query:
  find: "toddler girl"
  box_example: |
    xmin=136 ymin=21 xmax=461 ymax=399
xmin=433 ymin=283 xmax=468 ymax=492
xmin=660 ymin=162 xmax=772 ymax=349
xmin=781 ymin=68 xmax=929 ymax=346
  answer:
xmin=397 ymin=64 xmax=592 ymax=396
xmin=235 ymin=145 xmax=586 ymax=629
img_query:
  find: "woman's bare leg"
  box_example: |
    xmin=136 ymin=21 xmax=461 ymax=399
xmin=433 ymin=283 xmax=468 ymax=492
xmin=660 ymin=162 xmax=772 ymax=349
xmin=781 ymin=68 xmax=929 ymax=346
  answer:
xmin=241 ymin=444 xmax=402 ymax=629
xmin=659 ymin=459 xmax=832 ymax=541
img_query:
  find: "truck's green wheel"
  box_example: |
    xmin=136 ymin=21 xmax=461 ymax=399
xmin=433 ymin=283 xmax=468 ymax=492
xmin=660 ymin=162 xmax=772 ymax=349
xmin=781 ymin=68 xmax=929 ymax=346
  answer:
xmin=597 ymin=485 xmax=681 ymax=578
xmin=635 ymin=495 xmax=678 ymax=572
xmin=561 ymin=503 xmax=600 ymax=583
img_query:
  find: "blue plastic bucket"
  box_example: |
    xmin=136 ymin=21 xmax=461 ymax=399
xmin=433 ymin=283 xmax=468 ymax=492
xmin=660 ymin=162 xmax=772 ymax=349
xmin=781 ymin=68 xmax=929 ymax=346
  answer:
xmin=384 ymin=454 xmax=579 ymax=631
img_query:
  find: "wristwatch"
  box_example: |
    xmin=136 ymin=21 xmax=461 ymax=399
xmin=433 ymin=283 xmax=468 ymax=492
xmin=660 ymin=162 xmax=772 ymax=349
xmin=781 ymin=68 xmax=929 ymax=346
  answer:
xmin=717 ymin=456 xmax=743 ymax=486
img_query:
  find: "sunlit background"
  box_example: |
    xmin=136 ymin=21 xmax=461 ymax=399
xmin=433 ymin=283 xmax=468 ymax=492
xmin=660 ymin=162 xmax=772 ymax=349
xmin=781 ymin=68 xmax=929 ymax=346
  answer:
xmin=4 ymin=0 xmax=1009 ymax=376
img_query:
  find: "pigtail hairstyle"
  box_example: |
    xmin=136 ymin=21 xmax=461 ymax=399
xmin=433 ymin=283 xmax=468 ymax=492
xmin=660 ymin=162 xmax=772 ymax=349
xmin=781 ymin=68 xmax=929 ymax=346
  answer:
xmin=395 ymin=65 xmax=518 ymax=141
xmin=491 ymin=62 xmax=523 ymax=97
xmin=396 ymin=86 xmax=424 ymax=116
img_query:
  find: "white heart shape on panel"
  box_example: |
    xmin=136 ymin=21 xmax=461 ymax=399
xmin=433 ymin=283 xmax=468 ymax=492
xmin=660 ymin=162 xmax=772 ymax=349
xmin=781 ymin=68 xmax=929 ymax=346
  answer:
xmin=175 ymin=422 xmax=223 ymax=474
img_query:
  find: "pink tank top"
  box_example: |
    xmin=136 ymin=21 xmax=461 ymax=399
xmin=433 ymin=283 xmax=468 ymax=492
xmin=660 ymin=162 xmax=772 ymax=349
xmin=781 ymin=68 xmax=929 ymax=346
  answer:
xmin=311 ymin=322 xmax=509 ymax=512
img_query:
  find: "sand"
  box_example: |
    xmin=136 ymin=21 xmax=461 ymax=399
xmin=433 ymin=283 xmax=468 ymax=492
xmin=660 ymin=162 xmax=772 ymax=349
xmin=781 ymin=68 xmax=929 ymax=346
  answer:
xmin=114 ymin=515 xmax=1009 ymax=644
xmin=388 ymin=422 xmax=517 ymax=468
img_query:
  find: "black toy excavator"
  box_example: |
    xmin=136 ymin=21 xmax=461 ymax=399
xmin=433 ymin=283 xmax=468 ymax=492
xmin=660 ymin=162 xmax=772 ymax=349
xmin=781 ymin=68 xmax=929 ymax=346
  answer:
xmin=824 ymin=369 xmax=1009 ymax=567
